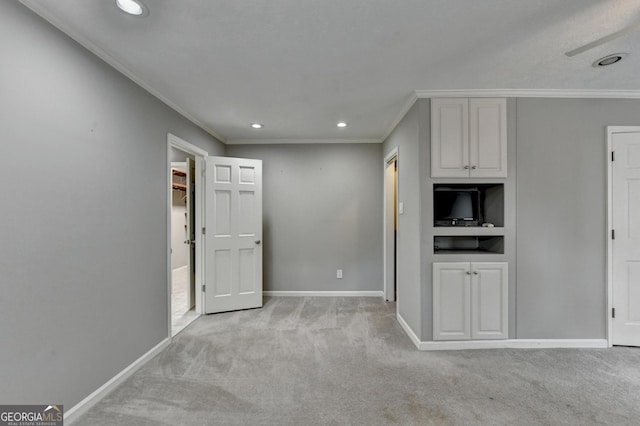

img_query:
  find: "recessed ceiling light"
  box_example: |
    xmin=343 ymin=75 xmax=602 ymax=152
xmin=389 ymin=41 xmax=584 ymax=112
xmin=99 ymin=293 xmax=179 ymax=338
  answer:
xmin=593 ymin=53 xmax=627 ymax=67
xmin=250 ymin=123 xmax=264 ymax=129
xmin=115 ymin=0 xmax=147 ymax=16
xmin=337 ymin=121 xmax=348 ymax=128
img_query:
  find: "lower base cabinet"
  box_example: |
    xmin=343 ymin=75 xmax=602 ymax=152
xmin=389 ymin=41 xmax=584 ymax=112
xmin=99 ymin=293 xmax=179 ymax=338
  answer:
xmin=433 ymin=262 xmax=508 ymax=341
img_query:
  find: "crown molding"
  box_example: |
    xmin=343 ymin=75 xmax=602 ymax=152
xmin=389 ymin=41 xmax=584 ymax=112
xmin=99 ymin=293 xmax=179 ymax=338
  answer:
xmin=19 ymin=0 xmax=228 ymax=144
xmin=415 ymin=89 xmax=640 ymax=99
xmin=381 ymin=92 xmax=419 ymax=142
xmin=226 ymin=138 xmax=382 ymax=145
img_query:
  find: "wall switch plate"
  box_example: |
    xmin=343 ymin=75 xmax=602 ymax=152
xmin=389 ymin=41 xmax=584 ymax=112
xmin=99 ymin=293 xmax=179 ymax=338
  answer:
xmin=398 ymin=202 xmax=404 ymax=215
xmin=337 ymin=269 xmax=343 ymax=279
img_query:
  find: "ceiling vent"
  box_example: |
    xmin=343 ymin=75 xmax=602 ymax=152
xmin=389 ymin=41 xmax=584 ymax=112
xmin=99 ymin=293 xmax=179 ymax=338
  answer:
xmin=592 ymin=53 xmax=627 ymax=67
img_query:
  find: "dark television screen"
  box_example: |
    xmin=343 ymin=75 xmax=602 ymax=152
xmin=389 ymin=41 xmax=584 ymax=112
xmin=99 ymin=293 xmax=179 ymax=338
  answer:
xmin=434 ymin=188 xmax=480 ymax=225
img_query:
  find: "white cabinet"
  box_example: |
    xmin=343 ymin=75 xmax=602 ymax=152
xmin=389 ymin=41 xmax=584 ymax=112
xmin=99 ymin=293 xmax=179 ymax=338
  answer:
xmin=431 ymin=98 xmax=507 ymax=178
xmin=433 ymin=262 xmax=508 ymax=341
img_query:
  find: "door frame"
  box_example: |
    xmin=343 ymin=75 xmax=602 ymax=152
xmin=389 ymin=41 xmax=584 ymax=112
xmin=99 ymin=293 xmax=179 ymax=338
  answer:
xmin=383 ymin=146 xmax=399 ymax=303
xmin=170 ymin=161 xmax=189 ymax=306
xmin=167 ymin=133 xmax=207 ymax=337
xmin=606 ymin=126 xmax=640 ymax=347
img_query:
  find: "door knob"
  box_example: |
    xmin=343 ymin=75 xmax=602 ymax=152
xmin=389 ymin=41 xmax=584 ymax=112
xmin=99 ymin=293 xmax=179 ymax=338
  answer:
xmin=255 ymin=240 xmax=261 ymax=245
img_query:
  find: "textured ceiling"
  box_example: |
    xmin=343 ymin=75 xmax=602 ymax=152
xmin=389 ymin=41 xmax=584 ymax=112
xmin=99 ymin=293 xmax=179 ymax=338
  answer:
xmin=20 ymin=0 xmax=640 ymax=143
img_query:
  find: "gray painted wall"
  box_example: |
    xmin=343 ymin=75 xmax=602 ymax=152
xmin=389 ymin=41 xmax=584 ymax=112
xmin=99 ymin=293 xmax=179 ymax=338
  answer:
xmin=382 ymin=102 xmax=422 ymax=337
xmin=170 ymin=147 xmax=195 ymax=163
xmin=225 ymin=143 xmax=383 ymax=292
xmin=0 ymin=1 xmax=223 ymax=408
xmin=516 ymin=98 xmax=640 ymax=339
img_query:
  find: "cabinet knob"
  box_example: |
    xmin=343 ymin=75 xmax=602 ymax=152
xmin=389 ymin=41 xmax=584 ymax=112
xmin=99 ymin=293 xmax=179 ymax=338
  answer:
xmin=471 ymin=165 xmax=477 ymax=170
xmin=473 ymin=271 xmax=479 ymax=275
xmin=464 ymin=165 xmax=470 ymax=170
xmin=466 ymin=271 xmax=471 ymax=275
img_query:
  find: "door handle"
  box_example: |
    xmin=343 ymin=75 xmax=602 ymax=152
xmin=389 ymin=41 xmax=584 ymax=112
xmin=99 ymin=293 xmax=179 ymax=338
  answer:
xmin=255 ymin=240 xmax=261 ymax=245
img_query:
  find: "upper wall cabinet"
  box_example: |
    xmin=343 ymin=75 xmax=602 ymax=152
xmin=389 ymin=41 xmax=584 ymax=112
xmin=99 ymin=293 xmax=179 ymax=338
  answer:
xmin=431 ymin=98 xmax=507 ymax=178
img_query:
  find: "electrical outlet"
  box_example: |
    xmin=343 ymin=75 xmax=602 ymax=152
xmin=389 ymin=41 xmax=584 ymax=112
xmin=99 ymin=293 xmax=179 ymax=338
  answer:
xmin=337 ymin=269 xmax=343 ymax=279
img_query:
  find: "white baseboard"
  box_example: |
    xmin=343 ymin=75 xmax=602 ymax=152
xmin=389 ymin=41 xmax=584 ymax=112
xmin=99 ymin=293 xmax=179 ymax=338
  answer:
xmin=394 ymin=314 xmax=608 ymax=351
xmin=417 ymin=339 xmax=608 ymax=351
xmin=264 ymin=291 xmax=384 ymax=298
xmin=65 ymin=338 xmax=171 ymax=424
xmin=393 ymin=314 xmax=608 ymax=350
xmin=396 ymin=313 xmax=422 ymax=349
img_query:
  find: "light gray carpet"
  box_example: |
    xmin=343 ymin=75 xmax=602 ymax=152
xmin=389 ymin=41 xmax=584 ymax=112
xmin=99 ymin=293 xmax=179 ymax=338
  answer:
xmin=76 ymin=297 xmax=640 ymax=425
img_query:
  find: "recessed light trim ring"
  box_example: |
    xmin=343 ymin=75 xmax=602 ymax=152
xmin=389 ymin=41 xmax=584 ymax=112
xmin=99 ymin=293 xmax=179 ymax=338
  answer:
xmin=115 ymin=0 xmax=149 ymax=17
xmin=593 ymin=53 xmax=628 ymax=67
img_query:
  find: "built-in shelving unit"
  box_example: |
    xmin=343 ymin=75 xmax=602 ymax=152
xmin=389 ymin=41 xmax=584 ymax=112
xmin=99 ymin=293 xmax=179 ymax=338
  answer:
xmin=434 ymin=235 xmax=504 ymax=254
xmin=172 ymin=168 xmax=187 ymax=192
xmin=432 ymin=183 xmax=504 ymax=254
xmin=428 ymin=97 xmax=514 ymax=344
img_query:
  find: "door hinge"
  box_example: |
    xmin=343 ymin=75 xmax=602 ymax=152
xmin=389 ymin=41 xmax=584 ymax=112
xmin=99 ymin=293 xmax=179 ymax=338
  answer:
xmin=612 ymin=307 xmax=616 ymax=318
xmin=202 ymin=285 xmax=206 ymax=292
xmin=611 ymin=151 xmax=615 ymax=162
xmin=612 ymin=229 xmax=615 ymax=240
xmin=202 ymin=227 xmax=206 ymax=235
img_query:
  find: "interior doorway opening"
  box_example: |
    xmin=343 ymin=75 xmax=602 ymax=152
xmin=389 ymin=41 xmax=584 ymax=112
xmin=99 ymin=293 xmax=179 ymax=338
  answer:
xmin=384 ymin=147 xmax=398 ymax=303
xmin=170 ymin=159 xmax=197 ymax=335
xmin=167 ymin=134 xmax=207 ymax=337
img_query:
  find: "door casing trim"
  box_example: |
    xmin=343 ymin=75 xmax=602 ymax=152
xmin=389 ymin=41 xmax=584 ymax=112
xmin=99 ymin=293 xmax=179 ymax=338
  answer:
xmin=167 ymin=133 xmax=207 ymax=337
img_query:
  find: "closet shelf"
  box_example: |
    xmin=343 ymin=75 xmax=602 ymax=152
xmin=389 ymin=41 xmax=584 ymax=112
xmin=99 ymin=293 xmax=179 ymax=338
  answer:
xmin=172 ymin=169 xmax=186 ymax=177
xmin=172 ymin=183 xmax=187 ymax=191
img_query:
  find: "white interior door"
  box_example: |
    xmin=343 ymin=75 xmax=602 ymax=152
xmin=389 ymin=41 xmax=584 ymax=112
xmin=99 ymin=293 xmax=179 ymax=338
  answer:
xmin=612 ymin=131 xmax=640 ymax=346
xmin=186 ymin=157 xmax=196 ymax=309
xmin=205 ymin=156 xmax=263 ymax=314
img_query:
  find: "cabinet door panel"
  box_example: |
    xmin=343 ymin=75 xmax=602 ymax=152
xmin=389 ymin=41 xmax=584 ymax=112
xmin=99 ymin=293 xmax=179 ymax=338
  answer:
xmin=471 ymin=262 xmax=508 ymax=339
xmin=433 ymin=262 xmax=471 ymax=340
xmin=469 ymin=98 xmax=507 ymax=178
xmin=431 ymin=98 xmax=469 ymax=178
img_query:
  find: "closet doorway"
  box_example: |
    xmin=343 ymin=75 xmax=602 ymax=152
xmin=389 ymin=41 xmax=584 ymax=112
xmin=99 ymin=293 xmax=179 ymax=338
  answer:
xmin=170 ymin=159 xmax=196 ymax=335
xmin=384 ymin=147 xmax=398 ymax=303
xmin=167 ymin=134 xmax=207 ymax=337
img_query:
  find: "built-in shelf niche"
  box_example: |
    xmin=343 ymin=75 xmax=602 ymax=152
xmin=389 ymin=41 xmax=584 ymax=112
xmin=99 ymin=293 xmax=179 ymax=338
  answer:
xmin=433 ymin=183 xmax=504 ymax=227
xmin=433 ymin=235 xmax=504 ymax=254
